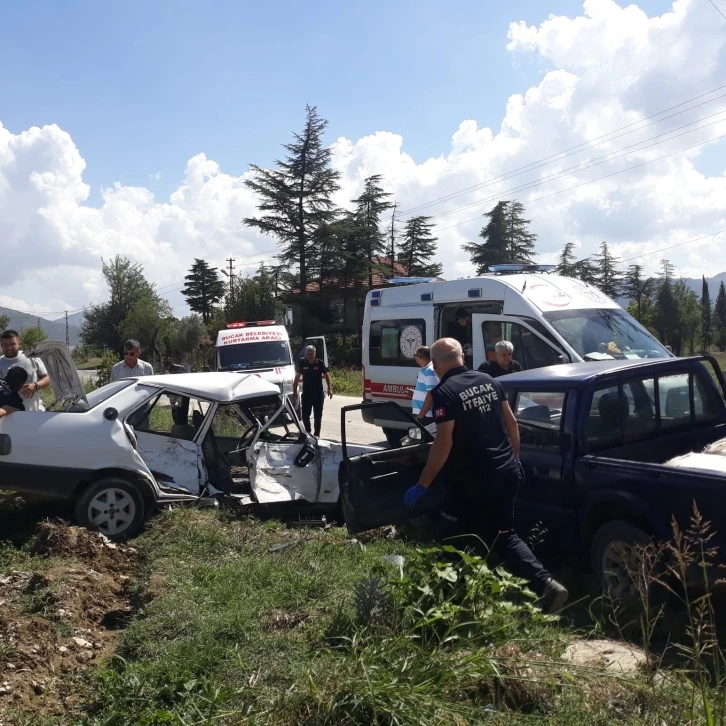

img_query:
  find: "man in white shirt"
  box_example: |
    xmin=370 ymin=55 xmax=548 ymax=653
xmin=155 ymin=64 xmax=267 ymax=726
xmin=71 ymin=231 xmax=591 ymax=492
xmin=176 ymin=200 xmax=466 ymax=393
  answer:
xmin=110 ymin=339 xmax=154 ymax=381
xmin=0 ymin=329 xmax=51 ymax=412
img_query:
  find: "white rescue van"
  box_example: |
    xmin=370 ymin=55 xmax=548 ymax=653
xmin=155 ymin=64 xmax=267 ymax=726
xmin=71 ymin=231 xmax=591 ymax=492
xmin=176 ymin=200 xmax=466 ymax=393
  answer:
xmin=361 ymin=265 xmax=672 ymax=445
xmin=215 ymin=322 xmax=329 ymax=398
xmin=215 ymin=321 xmax=297 ymax=397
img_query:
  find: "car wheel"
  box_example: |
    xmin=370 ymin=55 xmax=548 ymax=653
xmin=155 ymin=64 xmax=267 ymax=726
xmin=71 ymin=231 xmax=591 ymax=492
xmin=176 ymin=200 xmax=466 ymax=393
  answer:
xmin=383 ymin=427 xmax=405 ymax=448
xmin=592 ymin=520 xmax=651 ymax=601
xmin=74 ymin=478 xmax=145 ymax=541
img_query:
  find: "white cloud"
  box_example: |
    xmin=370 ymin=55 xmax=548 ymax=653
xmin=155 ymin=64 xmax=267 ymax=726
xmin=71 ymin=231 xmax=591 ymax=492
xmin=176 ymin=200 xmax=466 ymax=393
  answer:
xmin=1 ymin=0 xmax=725 ymax=316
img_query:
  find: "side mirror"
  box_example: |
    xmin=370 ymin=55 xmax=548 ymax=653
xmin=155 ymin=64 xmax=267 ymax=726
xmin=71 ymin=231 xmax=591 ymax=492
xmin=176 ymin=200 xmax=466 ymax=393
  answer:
xmin=407 ymin=427 xmax=422 ymax=441
xmin=557 ymin=354 xmax=569 ymax=364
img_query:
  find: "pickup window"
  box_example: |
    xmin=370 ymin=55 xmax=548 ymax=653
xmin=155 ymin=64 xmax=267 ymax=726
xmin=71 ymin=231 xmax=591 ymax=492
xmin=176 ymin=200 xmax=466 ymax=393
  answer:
xmin=513 ymin=390 xmax=567 ymax=451
xmin=585 ymin=368 xmax=720 ymax=452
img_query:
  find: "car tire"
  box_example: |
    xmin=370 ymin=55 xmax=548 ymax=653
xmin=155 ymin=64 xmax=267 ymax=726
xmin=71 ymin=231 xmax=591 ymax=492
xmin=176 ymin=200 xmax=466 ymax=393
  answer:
xmin=383 ymin=427 xmax=405 ymax=448
xmin=74 ymin=477 xmax=146 ymax=541
xmin=591 ymin=520 xmax=651 ymax=601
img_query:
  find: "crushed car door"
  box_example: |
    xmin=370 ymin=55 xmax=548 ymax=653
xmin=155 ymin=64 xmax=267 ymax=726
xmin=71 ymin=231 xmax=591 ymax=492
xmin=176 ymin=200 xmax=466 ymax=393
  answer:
xmin=247 ymin=395 xmax=322 ymax=503
xmin=126 ymin=392 xmax=207 ymax=495
xmin=340 ymin=402 xmax=437 ymax=534
xmin=472 ymin=314 xmax=567 ymax=372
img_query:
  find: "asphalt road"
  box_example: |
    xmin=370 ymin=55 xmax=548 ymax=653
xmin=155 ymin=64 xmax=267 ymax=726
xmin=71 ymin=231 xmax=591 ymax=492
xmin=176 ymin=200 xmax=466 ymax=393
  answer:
xmin=317 ymin=394 xmax=387 ymax=446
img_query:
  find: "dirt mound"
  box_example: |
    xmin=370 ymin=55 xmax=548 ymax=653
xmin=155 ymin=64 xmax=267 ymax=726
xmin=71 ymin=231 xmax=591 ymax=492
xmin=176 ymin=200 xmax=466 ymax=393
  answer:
xmin=0 ymin=521 xmax=141 ymax=721
xmin=31 ymin=520 xmax=138 ymax=572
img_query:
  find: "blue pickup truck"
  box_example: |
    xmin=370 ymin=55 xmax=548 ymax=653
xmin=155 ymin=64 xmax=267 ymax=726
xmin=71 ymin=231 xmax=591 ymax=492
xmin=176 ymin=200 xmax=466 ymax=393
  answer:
xmin=340 ymin=356 xmax=726 ymax=596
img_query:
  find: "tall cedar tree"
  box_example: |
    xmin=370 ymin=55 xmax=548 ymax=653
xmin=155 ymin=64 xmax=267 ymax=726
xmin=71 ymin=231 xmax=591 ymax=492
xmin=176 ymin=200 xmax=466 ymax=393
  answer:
xmin=701 ymin=276 xmax=712 ymax=352
xmin=182 ymin=259 xmax=226 ymax=323
xmin=244 ymin=106 xmax=340 ymax=332
xmin=655 ymin=260 xmax=676 ymax=348
xmin=573 ymin=258 xmax=599 ymax=285
xmin=398 ymin=216 xmax=443 ymax=278
xmin=464 ymin=200 xmax=536 ymax=274
xmin=623 ymin=265 xmax=653 ymax=322
xmin=556 ymin=242 xmax=578 ymax=277
xmin=351 ymin=175 xmax=393 ymax=287
xmin=593 ymin=241 xmax=623 ymax=298
xmin=715 ymin=281 xmax=726 ymax=351
xmin=80 ymin=256 xmax=156 ymax=353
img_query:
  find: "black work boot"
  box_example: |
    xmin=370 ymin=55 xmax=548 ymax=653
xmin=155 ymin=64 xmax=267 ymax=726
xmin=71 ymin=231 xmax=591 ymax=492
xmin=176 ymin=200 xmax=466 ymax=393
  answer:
xmin=539 ymin=579 xmax=568 ymax=614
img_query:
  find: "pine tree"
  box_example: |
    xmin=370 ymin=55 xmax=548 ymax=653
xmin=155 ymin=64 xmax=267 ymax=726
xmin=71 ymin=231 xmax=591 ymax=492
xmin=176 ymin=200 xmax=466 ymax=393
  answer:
xmin=244 ymin=106 xmax=340 ymax=332
xmin=182 ymin=259 xmax=226 ymax=323
xmin=464 ymin=200 xmax=536 ymax=274
xmin=655 ymin=260 xmax=677 ymax=349
xmin=572 ymin=258 xmax=599 ymax=286
xmin=715 ymin=281 xmax=726 ymax=352
xmin=701 ymin=275 xmax=712 ymax=352
xmin=593 ymin=241 xmax=623 ymax=299
xmin=556 ymin=242 xmax=578 ymax=277
xmin=623 ymin=264 xmax=653 ymax=322
xmin=505 ymin=200 xmax=537 ymax=264
xmin=351 ymin=175 xmax=394 ymax=287
xmin=397 ymin=216 xmax=442 ymax=278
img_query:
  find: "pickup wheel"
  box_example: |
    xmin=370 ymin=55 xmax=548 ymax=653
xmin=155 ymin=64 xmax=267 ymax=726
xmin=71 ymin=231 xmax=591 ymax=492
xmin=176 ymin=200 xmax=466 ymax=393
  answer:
xmin=74 ymin=478 xmax=146 ymax=541
xmin=592 ymin=520 xmax=651 ymax=601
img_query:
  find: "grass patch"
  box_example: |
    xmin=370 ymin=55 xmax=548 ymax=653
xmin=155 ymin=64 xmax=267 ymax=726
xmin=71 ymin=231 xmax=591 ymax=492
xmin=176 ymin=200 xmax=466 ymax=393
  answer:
xmin=70 ymin=509 xmax=705 ymax=725
xmin=330 ymin=367 xmax=362 ymax=397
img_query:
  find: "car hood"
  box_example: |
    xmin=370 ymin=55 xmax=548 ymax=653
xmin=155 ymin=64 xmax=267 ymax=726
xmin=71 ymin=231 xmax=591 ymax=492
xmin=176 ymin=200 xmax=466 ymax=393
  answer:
xmin=25 ymin=341 xmax=87 ymax=405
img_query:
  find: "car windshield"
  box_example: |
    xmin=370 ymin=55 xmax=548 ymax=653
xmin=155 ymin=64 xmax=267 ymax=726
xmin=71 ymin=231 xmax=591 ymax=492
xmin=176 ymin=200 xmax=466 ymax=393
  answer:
xmin=85 ymin=379 xmax=134 ymax=408
xmin=217 ymin=341 xmax=292 ymax=371
xmin=542 ymin=308 xmax=670 ymax=360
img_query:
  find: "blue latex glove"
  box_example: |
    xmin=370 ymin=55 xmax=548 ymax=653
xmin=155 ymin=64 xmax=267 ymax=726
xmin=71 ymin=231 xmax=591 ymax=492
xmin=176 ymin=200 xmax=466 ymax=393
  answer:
xmin=404 ymin=483 xmax=427 ymax=509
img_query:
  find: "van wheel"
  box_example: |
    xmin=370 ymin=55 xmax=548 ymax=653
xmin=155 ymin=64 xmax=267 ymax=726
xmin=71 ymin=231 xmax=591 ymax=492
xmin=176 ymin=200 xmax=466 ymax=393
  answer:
xmin=383 ymin=427 xmax=405 ymax=448
xmin=74 ymin=478 xmax=146 ymax=541
xmin=592 ymin=520 xmax=651 ymax=601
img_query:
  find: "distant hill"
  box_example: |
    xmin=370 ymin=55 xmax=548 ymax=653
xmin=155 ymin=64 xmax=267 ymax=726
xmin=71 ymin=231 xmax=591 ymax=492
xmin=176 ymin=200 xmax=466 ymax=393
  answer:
xmin=0 ymin=306 xmax=82 ymax=346
xmin=679 ymin=272 xmax=726 ymax=300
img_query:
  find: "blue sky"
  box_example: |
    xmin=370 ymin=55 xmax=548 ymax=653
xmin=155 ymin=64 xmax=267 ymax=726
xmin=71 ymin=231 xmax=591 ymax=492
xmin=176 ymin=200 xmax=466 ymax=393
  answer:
xmin=0 ymin=0 xmax=674 ymax=204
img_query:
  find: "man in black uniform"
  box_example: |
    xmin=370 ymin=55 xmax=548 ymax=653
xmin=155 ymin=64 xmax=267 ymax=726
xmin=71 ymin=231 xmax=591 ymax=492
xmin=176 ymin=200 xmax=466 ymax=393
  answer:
xmin=403 ymin=338 xmax=568 ymax=613
xmin=293 ymin=345 xmax=333 ymax=437
xmin=477 ymin=340 xmax=522 ymax=378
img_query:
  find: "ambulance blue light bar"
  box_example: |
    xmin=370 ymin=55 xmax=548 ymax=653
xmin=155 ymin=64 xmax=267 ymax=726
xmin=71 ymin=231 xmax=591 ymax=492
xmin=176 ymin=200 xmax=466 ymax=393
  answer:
xmin=387 ymin=277 xmax=438 ymax=285
xmin=370 ymin=290 xmax=382 ymax=298
xmin=488 ymin=264 xmax=556 ymax=275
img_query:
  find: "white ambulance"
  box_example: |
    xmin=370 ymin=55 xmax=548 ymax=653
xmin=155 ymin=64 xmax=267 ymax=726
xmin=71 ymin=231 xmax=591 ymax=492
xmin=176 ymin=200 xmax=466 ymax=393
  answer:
xmin=361 ymin=265 xmax=672 ymax=445
xmin=215 ymin=321 xmax=329 ymax=398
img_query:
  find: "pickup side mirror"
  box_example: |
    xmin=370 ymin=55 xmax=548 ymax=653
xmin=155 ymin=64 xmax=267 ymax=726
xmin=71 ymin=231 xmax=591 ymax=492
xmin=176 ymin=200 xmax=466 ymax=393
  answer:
xmin=407 ymin=427 xmax=422 ymax=441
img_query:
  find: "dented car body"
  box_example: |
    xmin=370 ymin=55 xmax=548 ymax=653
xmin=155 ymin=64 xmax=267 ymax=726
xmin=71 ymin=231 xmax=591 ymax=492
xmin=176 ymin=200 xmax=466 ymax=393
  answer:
xmin=0 ymin=342 xmax=377 ymax=539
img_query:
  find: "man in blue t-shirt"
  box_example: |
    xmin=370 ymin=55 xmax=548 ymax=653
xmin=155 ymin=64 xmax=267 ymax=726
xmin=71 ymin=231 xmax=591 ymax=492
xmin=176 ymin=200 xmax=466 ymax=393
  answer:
xmin=411 ymin=346 xmax=439 ymax=423
xmin=0 ymin=366 xmax=29 ymax=419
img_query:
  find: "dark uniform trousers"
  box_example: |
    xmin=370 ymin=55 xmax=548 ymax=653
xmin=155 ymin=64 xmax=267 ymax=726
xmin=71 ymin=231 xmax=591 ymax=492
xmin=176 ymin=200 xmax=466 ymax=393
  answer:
xmin=301 ymin=391 xmax=324 ymax=437
xmin=437 ymin=471 xmax=552 ymax=596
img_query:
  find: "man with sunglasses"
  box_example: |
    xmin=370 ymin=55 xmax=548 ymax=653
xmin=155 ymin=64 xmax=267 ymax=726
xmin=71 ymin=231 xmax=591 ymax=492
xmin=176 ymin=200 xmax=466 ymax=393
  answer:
xmin=411 ymin=346 xmax=438 ymax=424
xmin=110 ymin=339 xmax=154 ymax=381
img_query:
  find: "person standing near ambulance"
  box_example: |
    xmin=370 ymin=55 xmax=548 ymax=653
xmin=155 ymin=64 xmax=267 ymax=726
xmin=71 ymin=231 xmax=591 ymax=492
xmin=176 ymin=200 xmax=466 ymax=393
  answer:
xmin=293 ymin=345 xmax=333 ymax=438
xmin=402 ymin=337 xmax=568 ymax=614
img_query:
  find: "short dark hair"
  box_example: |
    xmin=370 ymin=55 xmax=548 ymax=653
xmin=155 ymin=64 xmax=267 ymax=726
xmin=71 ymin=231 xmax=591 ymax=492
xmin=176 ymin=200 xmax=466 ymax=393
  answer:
xmin=454 ymin=308 xmax=469 ymax=321
xmin=415 ymin=345 xmax=431 ymax=362
xmin=123 ymin=339 xmax=141 ymax=351
xmin=5 ymin=365 xmax=28 ymax=390
xmin=1 ymin=330 xmax=19 ymax=340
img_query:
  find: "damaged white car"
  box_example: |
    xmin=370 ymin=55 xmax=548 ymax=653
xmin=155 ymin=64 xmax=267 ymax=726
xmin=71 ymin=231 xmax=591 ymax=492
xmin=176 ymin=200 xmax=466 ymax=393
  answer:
xmin=0 ymin=342 xmax=378 ymax=539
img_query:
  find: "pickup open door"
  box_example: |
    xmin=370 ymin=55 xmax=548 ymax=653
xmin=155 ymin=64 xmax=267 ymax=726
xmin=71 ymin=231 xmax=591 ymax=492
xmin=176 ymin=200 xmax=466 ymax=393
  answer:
xmin=339 ymin=402 xmax=439 ymax=534
xmin=472 ymin=314 xmax=568 ymax=372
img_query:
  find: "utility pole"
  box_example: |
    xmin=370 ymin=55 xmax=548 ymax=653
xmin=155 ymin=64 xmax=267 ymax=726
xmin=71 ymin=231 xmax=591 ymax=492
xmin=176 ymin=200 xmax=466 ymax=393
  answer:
xmin=389 ymin=202 xmax=398 ymax=275
xmin=221 ymin=258 xmax=236 ymax=306
xmin=65 ymin=311 xmax=69 ymax=347
xmin=36 ymin=317 xmax=40 ymax=328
